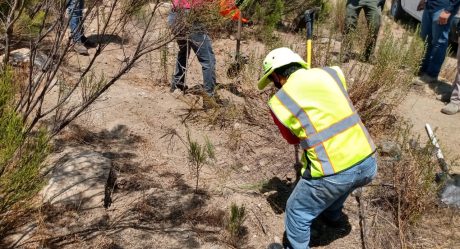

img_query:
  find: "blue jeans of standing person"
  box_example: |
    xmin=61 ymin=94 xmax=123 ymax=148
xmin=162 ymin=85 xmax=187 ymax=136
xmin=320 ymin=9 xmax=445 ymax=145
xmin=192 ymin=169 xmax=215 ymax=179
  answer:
xmin=168 ymin=11 xmax=216 ymax=96
xmin=285 ymin=155 xmax=378 ymax=249
xmin=66 ymin=0 xmax=84 ymax=42
xmin=420 ymin=8 xmax=455 ymax=79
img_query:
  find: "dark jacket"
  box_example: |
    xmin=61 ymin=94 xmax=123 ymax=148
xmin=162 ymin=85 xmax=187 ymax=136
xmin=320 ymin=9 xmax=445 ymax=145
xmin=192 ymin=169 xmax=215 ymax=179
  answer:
xmin=426 ymin=0 xmax=460 ymax=13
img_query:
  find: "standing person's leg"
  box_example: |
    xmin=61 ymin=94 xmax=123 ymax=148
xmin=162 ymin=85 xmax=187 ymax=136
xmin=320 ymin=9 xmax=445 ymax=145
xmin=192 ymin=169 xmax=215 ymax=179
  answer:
xmin=441 ymin=36 xmax=460 ymax=114
xmin=189 ymin=31 xmax=216 ymax=97
xmin=66 ymin=0 xmax=84 ymax=42
xmin=171 ymin=38 xmax=190 ymax=92
xmin=67 ymin=0 xmax=89 ymax=55
xmin=424 ymin=10 xmax=454 ymax=79
xmin=363 ymin=0 xmax=381 ymax=61
xmin=169 ymin=11 xmax=190 ymax=92
xmin=342 ymin=0 xmax=363 ymax=62
xmin=420 ymin=9 xmax=434 ymax=75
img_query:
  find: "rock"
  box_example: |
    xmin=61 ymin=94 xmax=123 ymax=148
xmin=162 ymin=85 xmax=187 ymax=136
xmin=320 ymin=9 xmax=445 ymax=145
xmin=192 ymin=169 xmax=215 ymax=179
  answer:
xmin=258 ymin=159 xmax=268 ymax=167
xmin=222 ymin=188 xmax=233 ymax=197
xmin=242 ymin=165 xmax=251 ymax=172
xmin=379 ymin=140 xmax=402 ymax=157
xmin=0 ymin=48 xmax=50 ymax=70
xmin=440 ymin=174 xmax=460 ymax=208
xmin=263 ymin=190 xmax=277 ymax=197
xmin=41 ymin=151 xmax=112 ymax=208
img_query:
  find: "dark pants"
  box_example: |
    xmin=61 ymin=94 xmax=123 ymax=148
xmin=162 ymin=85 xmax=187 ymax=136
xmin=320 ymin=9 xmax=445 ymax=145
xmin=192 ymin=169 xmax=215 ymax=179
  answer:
xmin=343 ymin=0 xmax=381 ymax=60
xmin=420 ymin=8 xmax=455 ymax=78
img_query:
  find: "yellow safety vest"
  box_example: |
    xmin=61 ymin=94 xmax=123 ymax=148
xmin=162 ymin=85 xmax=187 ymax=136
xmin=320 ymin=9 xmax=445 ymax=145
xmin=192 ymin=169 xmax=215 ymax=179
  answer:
xmin=269 ymin=67 xmax=376 ymax=178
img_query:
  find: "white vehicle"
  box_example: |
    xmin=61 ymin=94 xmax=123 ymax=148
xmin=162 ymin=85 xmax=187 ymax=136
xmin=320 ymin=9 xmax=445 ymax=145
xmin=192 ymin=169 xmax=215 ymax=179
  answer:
xmin=390 ymin=0 xmax=460 ymax=42
xmin=390 ymin=0 xmax=423 ymax=21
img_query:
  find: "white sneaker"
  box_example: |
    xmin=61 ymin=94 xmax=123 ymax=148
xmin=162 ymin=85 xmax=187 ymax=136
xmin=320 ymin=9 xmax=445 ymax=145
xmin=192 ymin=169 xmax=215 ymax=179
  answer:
xmin=441 ymin=102 xmax=460 ymax=115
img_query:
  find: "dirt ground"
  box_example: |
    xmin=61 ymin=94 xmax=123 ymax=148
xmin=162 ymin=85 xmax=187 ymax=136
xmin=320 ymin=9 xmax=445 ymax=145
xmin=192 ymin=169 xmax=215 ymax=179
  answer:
xmin=398 ymin=68 xmax=460 ymax=173
xmin=3 ymin=2 xmax=460 ymax=249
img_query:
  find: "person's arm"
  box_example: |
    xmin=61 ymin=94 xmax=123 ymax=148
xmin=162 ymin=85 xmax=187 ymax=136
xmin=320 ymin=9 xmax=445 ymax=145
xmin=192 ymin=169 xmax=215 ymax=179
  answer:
xmin=270 ymin=110 xmax=300 ymax=145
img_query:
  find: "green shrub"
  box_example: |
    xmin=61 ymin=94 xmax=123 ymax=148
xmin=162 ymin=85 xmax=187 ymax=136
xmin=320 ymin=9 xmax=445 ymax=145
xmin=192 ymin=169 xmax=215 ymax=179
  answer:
xmin=186 ymin=131 xmax=215 ymax=193
xmin=226 ymin=203 xmax=247 ymax=246
xmin=0 ymin=68 xmax=49 ymax=229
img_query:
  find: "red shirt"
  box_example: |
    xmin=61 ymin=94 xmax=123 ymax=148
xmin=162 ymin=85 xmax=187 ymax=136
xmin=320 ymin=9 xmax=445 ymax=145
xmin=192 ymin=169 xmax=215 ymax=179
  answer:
xmin=270 ymin=110 xmax=300 ymax=145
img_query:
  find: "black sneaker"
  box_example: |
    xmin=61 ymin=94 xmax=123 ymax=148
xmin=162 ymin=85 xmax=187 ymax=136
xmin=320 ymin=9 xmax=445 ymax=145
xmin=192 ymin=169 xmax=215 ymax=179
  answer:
xmin=170 ymin=84 xmax=188 ymax=93
xmin=319 ymin=213 xmax=349 ymax=228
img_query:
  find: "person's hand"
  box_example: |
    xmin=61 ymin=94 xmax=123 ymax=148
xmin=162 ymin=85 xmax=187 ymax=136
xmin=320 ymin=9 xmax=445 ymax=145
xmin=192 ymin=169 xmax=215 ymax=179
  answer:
xmin=439 ymin=10 xmax=451 ymax=25
xmin=417 ymin=0 xmax=425 ymax=11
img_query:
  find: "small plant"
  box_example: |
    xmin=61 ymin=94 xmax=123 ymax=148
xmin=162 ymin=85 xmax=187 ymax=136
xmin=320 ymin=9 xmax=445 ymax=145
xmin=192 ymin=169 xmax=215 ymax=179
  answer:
xmin=205 ymin=136 xmax=215 ymax=161
xmin=226 ymin=203 xmax=247 ymax=246
xmin=186 ymin=131 xmax=215 ymax=193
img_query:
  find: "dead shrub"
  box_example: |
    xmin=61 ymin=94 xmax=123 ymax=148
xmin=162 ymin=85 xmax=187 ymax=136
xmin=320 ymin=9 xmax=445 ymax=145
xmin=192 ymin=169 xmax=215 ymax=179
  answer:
xmin=370 ymin=122 xmax=439 ymax=248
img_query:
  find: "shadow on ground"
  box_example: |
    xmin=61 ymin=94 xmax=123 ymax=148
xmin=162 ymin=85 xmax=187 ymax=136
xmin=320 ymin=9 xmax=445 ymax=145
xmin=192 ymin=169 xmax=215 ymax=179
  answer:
xmin=86 ymin=34 xmax=127 ymax=45
xmin=261 ymin=177 xmax=294 ymax=214
xmin=279 ymin=215 xmax=352 ymax=248
xmin=428 ymin=80 xmax=454 ymax=100
xmin=10 ymin=170 xmax=231 ymax=249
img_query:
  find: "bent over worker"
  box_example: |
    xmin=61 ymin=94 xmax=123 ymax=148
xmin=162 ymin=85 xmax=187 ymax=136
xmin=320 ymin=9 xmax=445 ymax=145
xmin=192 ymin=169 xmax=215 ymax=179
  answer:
xmin=258 ymin=47 xmax=378 ymax=249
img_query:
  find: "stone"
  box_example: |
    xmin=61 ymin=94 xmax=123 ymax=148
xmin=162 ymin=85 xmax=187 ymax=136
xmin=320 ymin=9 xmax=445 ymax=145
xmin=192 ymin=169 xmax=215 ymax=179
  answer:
xmin=440 ymin=174 xmax=460 ymax=208
xmin=258 ymin=159 xmax=268 ymax=167
xmin=379 ymin=140 xmax=402 ymax=157
xmin=41 ymin=151 xmax=112 ymax=208
xmin=0 ymin=48 xmax=50 ymax=70
xmin=242 ymin=165 xmax=251 ymax=172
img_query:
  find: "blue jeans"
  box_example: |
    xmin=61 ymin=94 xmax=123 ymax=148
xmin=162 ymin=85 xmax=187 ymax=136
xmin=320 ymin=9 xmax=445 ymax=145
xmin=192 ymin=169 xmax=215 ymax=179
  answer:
xmin=285 ymin=155 xmax=378 ymax=249
xmin=168 ymin=12 xmax=216 ymax=96
xmin=66 ymin=0 xmax=84 ymax=42
xmin=420 ymin=8 xmax=455 ymax=78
